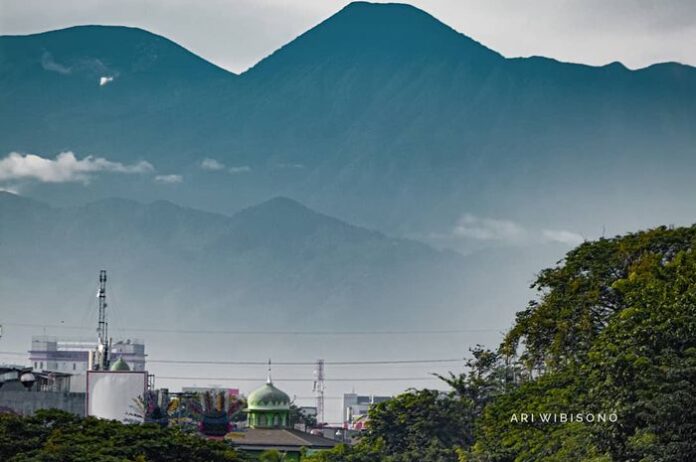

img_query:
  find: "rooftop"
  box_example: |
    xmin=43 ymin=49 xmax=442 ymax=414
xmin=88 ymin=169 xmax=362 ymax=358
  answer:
xmin=226 ymin=428 xmax=338 ymax=451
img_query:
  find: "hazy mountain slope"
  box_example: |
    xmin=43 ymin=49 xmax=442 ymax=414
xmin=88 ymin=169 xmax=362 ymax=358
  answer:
xmin=229 ymin=2 xmax=696 ymax=233
xmin=2 ymin=1 xmax=696 ymax=241
xmin=0 ymin=25 xmax=236 ymax=167
xmin=0 ymin=192 xmax=473 ymax=329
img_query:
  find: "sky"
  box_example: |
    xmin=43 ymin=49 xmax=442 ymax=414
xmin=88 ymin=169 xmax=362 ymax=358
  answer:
xmin=1 ymin=0 xmax=695 ymax=73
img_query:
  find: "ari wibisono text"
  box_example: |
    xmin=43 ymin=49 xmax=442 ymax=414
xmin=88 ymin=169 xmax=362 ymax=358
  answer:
xmin=510 ymin=412 xmax=618 ymax=424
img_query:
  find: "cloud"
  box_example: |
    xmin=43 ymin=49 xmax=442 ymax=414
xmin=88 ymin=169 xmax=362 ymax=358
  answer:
xmin=200 ymin=158 xmax=226 ymax=171
xmin=542 ymin=229 xmax=585 ymax=245
xmin=0 ymin=186 xmax=21 ymax=195
xmin=99 ymin=76 xmax=114 ymax=86
xmin=229 ymin=165 xmax=251 ymax=174
xmin=274 ymin=163 xmax=305 ymax=170
xmin=41 ymin=52 xmax=71 ymax=75
xmin=452 ymin=213 xmax=584 ymax=246
xmin=154 ymin=174 xmax=183 ymax=184
xmin=0 ymin=151 xmax=153 ymax=184
xmin=200 ymin=159 xmax=251 ymax=174
xmin=453 ymin=214 xmax=527 ymax=242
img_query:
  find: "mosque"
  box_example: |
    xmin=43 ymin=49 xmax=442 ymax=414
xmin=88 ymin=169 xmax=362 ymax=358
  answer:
xmin=226 ymin=365 xmax=338 ymax=460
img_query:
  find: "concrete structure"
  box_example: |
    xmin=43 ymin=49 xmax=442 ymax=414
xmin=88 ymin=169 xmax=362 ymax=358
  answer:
xmin=29 ymin=336 xmax=146 ymax=374
xmin=86 ymin=369 xmax=148 ymax=423
xmin=343 ymin=393 xmax=391 ymax=429
xmin=0 ymin=365 xmax=85 ymax=416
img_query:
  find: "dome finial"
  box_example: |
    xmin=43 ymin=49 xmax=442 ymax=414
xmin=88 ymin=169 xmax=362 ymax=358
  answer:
xmin=267 ymin=358 xmax=272 ymax=384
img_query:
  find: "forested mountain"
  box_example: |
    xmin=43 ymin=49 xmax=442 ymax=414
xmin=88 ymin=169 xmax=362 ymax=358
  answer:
xmin=2 ymin=2 xmax=695 ymax=239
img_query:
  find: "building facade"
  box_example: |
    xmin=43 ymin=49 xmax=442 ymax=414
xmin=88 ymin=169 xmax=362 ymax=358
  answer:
xmin=29 ymin=336 xmax=146 ymax=374
xmin=0 ymin=365 xmax=85 ymax=416
xmin=343 ymin=393 xmax=391 ymax=429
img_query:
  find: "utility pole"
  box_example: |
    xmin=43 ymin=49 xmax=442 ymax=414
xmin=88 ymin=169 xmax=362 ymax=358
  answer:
xmin=313 ymin=359 xmax=325 ymax=425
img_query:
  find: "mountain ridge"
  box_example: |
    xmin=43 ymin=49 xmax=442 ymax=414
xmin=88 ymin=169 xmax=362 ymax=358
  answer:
xmin=5 ymin=2 xmax=692 ymax=73
xmin=0 ymin=193 xmax=471 ymax=329
xmin=2 ymin=1 xmax=696 ymax=241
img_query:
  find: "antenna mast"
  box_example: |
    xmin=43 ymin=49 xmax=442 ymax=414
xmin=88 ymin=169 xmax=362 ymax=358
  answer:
xmin=96 ymin=270 xmax=109 ymax=370
xmin=313 ymin=359 xmax=325 ymax=425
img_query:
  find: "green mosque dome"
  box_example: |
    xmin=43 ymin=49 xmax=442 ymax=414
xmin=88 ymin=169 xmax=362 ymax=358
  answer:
xmin=245 ymin=362 xmax=292 ymax=428
xmin=110 ymin=357 xmax=131 ymax=371
xmin=247 ymin=381 xmax=291 ymax=410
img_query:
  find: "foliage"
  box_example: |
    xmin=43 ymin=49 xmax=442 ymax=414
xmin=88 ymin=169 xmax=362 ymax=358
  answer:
xmin=289 ymin=404 xmax=317 ymax=429
xmin=259 ymin=449 xmax=287 ymax=461
xmin=0 ymin=409 xmax=244 ymax=462
xmin=503 ymin=226 xmax=696 ymax=370
xmin=311 ymin=225 xmax=696 ymax=462
xmin=306 ymin=347 xmax=510 ymax=462
xmin=475 ymin=226 xmax=696 ymax=461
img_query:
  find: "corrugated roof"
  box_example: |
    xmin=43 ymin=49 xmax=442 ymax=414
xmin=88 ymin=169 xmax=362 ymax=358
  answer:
xmin=228 ymin=428 xmax=338 ymax=449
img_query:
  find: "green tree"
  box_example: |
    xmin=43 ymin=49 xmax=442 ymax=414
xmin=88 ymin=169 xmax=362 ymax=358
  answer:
xmin=289 ymin=403 xmax=317 ymax=429
xmin=475 ymin=226 xmax=696 ymax=461
xmin=311 ymin=225 xmax=696 ymax=462
xmin=0 ymin=409 xmax=244 ymax=462
xmin=307 ymin=347 xmax=510 ymax=462
xmin=259 ymin=449 xmax=287 ymax=461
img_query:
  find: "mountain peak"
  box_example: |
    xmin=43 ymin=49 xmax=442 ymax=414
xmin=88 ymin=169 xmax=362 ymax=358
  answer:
xmin=229 ymin=197 xmax=361 ymax=241
xmin=246 ymin=1 xmax=499 ymax=76
xmin=0 ymin=24 xmax=232 ymax=83
xmin=235 ymin=196 xmax=326 ymax=222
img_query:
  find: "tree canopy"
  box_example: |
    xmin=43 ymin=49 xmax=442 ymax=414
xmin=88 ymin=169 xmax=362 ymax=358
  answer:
xmin=309 ymin=225 xmax=696 ymax=462
xmin=0 ymin=409 xmax=243 ymax=462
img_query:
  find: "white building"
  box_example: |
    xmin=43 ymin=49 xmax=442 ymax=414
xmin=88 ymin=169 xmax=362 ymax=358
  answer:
xmin=343 ymin=393 xmax=391 ymax=428
xmin=29 ymin=336 xmax=146 ymax=374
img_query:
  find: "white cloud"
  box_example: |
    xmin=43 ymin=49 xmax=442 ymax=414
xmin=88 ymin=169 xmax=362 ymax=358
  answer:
xmin=99 ymin=76 xmax=114 ymax=86
xmin=542 ymin=229 xmax=585 ymax=245
xmin=454 ymin=214 xmax=527 ymax=242
xmin=0 ymin=151 xmax=153 ymax=184
xmin=154 ymin=174 xmax=183 ymax=184
xmin=229 ymin=165 xmax=251 ymax=174
xmin=41 ymin=52 xmax=71 ymax=75
xmin=452 ymin=213 xmax=584 ymax=247
xmin=274 ymin=163 xmax=305 ymax=170
xmin=200 ymin=158 xmax=226 ymax=171
xmin=200 ymin=159 xmax=251 ymax=174
xmin=0 ymin=186 xmax=21 ymax=195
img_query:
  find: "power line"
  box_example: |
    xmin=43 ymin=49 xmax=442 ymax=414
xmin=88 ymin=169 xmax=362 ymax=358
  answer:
xmin=0 ymin=350 xmax=464 ymax=366
xmin=1 ymin=322 xmax=503 ymax=336
xmin=148 ymin=358 xmax=464 ymax=366
xmin=158 ymin=376 xmax=442 ymax=382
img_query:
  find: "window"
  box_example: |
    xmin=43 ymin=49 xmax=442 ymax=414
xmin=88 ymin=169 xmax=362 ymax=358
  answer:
xmin=73 ymin=363 xmax=76 ymax=370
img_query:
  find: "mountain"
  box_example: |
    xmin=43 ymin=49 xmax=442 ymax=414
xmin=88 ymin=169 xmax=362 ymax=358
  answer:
xmin=2 ymin=2 xmax=696 ymax=241
xmin=0 ymin=192 xmax=478 ymax=330
xmin=0 ymin=25 xmax=234 ymax=168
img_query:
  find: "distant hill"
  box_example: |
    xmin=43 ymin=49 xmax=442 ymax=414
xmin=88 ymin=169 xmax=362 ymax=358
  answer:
xmin=0 ymin=25 xmax=234 ymax=168
xmin=0 ymin=192 xmax=476 ymax=330
xmin=2 ymin=2 xmax=696 ymax=240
